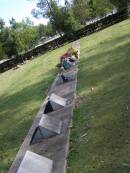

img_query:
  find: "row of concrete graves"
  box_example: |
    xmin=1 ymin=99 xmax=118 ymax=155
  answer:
xmin=8 ymin=40 xmax=80 ymax=173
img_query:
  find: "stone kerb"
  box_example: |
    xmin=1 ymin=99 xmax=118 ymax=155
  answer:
xmin=8 ymin=40 xmax=80 ymax=173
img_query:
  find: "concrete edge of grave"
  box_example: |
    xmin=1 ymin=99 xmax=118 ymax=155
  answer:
xmin=8 ymin=91 xmax=75 ymax=173
xmin=8 ymin=41 xmax=80 ymax=173
xmin=8 ymin=80 xmax=77 ymax=173
xmin=29 ymin=104 xmax=75 ymax=173
xmin=8 ymin=95 xmax=49 ymax=173
xmin=8 ymin=104 xmax=74 ymax=173
xmin=50 ymin=71 xmax=77 ymax=92
xmin=49 ymin=78 xmax=77 ymax=98
xmin=64 ymin=40 xmax=80 ymax=172
xmin=62 ymin=42 xmax=80 ymax=173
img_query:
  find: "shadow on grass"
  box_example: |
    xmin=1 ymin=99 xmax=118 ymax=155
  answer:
xmin=0 ymin=68 xmax=57 ymax=172
xmin=78 ymin=39 xmax=130 ymax=92
xmin=68 ymin=35 xmax=130 ymax=173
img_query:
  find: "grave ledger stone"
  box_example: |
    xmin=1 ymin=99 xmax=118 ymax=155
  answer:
xmin=30 ymin=114 xmax=62 ymax=144
xmin=17 ymin=151 xmax=53 ymax=173
xmin=56 ymin=67 xmax=78 ymax=85
xmin=44 ymin=93 xmax=67 ymax=113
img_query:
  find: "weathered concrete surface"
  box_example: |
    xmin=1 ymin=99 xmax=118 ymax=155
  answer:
xmin=49 ymin=93 xmax=67 ymax=110
xmin=17 ymin=151 xmax=53 ymax=173
xmin=9 ymin=104 xmax=74 ymax=173
xmin=8 ymin=40 xmax=80 ymax=173
xmin=39 ymin=114 xmax=62 ymax=134
xmin=44 ymin=94 xmax=67 ymax=114
xmin=49 ymin=80 xmax=77 ymax=99
xmin=55 ymin=67 xmax=78 ymax=86
xmin=30 ymin=114 xmax=62 ymax=144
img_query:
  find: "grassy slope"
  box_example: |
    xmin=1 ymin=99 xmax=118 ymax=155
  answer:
xmin=0 ymin=19 xmax=130 ymax=173
xmin=0 ymin=44 xmax=70 ymax=172
xmin=68 ymin=19 xmax=130 ymax=173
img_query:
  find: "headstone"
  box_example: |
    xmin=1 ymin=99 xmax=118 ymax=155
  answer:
xmin=44 ymin=94 xmax=67 ymax=114
xmin=62 ymin=68 xmax=78 ymax=81
xmin=30 ymin=114 xmax=62 ymax=144
xmin=68 ymin=56 xmax=77 ymax=66
xmin=17 ymin=151 xmax=53 ymax=173
xmin=56 ymin=68 xmax=77 ymax=85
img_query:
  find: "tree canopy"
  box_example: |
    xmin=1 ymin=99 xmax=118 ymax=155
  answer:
xmin=32 ymin=0 xmax=130 ymax=34
xmin=0 ymin=17 xmax=55 ymax=60
xmin=0 ymin=0 xmax=130 ymax=60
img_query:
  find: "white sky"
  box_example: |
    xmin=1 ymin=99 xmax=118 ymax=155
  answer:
xmin=0 ymin=0 xmax=65 ymax=26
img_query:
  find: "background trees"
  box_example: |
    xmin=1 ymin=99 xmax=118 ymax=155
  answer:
xmin=0 ymin=17 xmax=55 ymax=60
xmin=0 ymin=0 xmax=130 ymax=60
xmin=109 ymin=0 xmax=130 ymax=10
xmin=32 ymin=0 xmax=82 ymax=35
xmin=32 ymin=0 xmax=130 ymax=35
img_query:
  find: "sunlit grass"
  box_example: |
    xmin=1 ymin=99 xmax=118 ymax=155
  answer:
xmin=0 ymin=18 xmax=130 ymax=173
xmin=68 ymin=19 xmax=130 ymax=173
xmin=0 ymin=43 xmax=70 ymax=172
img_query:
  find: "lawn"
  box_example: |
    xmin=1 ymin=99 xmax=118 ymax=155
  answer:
xmin=0 ymin=43 xmax=70 ymax=172
xmin=68 ymin=19 xmax=130 ymax=173
xmin=0 ymin=19 xmax=130 ymax=173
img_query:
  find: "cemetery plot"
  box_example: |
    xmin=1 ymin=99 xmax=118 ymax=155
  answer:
xmin=56 ymin=67 xmax=78 ymax=85
xmin=30 ymin=114 xmax=62 ymax=144
xmin=17 ymin=151 xmax=53 ymax=173
xmin=8 ymin=40 xmax=80 ymax=173
xmin=62 ymin=68 xmax=78 ymax=80
xmin=44 ymin=93 xmax=67 ymax=114
xmin=49 ymin=80 xmax=77 ymax=98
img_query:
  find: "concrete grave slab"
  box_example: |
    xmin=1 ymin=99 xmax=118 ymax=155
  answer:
xmin=44 ymin=94 xmax=67 ymax=114
xmin=49 ymin=80 xmax=77 ymax=99
xmin=30 ymin=114 xmax=62 ymax=144
xmin=17 ymin=151 xmax=53 ymax=173
xmin=9 ymin=40 xmax=80 ymax=173
xmin=9 ymin=105 xmax=73 ymax=173
xmin=55 ymin=74 xmax=64 ymax=85
xmin=50 ymin=93 xmax=67 ymax=109
xmin=47 ymin=105 xmax=74 ymax=120
xmin=62 ymin=68 xmax=78 ymax=80
xmin=55 ymin=67 xmax=78 ymax=85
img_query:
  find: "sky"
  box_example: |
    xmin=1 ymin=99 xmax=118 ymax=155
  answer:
xmin=0 ymin=0 xmax=65 ymax=26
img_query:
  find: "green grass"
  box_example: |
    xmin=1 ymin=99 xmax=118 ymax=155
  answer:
xmin=0 ymin=44 xmax=70 ymax=172
xmin=0 ymin=19 xmax=130 ymax=173
xmin=68 ymin=19 xmax=130 ymax=173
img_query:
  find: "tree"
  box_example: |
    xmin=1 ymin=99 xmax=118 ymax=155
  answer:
xmin=0 ymin=28 xmax=10 ymax=58
xmin=3 ymin=31 xmax=18 ymax=58
xmin=9 ymin=18 xmax=17 ymax=28
xmin=109 ymin=0 xmax=130 ymax=11
xmin=12 ymin=22 xmax=38 ymax=52
xmin=44 ymin=23 xmax=56 ymax=36
xmin=91 ymin=0 xmax=113 ymax=17
xmin=0 ymin=43 xmax=6 ymax=59
xmin=32 ymin=0 xmax=63 ymax=35
xmin=22 ymin=17 xmax=34 ymax=26
xmin=72 ymin=0 xmax=91 ymax=25
xmin=0 ymin=18 xmax=39 ymax=59
xmin=37 ymin=24 xmax=46 ymax=39
xmin=60 ymin=7 xmax=81 ymax=33
xmin=32 ymin=0 xmax=81 ymax=34
xmin=0 ymin=18 xmax=5 ymax=30
xmin=72 ymin=0 xmax=113 ymax=24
